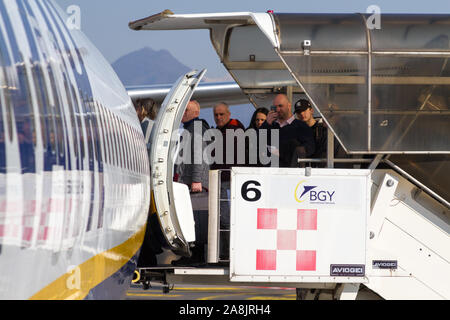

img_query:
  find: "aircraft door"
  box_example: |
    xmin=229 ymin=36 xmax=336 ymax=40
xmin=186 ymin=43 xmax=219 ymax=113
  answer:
xmin=149 ymin=70 xmax=206 ymax=257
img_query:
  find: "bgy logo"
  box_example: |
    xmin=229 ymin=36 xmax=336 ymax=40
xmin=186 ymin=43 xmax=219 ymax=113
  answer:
xmin=294 ymin=180 xmax=335 ymax=204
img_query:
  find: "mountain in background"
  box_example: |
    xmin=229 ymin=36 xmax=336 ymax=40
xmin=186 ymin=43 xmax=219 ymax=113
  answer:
xmin=111 ymin=46 xmax=233 ymax=86
xmin=111 ymin=46 xmax=252 ymax=127
xmin=111 ymin=47 xmax=191 ymax=86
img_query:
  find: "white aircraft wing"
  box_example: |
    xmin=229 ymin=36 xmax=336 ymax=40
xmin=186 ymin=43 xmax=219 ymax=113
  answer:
xmin=126 ymin=81 xmax=249 ymax=109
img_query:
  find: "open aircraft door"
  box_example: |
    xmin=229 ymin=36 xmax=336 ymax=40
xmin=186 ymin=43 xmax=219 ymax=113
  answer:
xmin=149 ymin=70 xmax=206 ymax=257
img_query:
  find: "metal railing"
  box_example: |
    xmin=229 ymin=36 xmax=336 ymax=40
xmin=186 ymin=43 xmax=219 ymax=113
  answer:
xmin=207 ymin=170 xmax=231 ymax=264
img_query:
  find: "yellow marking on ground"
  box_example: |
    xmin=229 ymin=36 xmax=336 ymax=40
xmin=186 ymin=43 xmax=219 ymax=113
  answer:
xmin=126 ymin=293 xmax=182 ymax=298
xmin=198 ymin=293 xmax=248 ymax=300
xmin=174 ymin=287 xmax=242 ymax=292
xmin=246 ymin=296 xmax=296 ymax=300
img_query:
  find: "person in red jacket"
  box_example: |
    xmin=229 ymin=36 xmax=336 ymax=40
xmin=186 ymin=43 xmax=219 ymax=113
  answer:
xmin=211 ymin=102 xmax=245 ymax=261
xmin=210 ymin=102 xmax=245 ymax=176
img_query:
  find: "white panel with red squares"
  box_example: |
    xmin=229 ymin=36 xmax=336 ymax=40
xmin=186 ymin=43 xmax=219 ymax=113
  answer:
xmin=229 ymin=168 xmax=369 ymax=283
xmin=256 ymin=208 xmax=318 ymax=272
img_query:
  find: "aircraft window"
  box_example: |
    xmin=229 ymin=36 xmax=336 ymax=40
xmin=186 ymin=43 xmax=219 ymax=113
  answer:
xmin=46 ymin=66 xmax=65 ymax=165
xmin=96 ymin=103 xmax=107 ymax=164
xmin=0 ymin=31 xmax=14 ymax=143
xmin=119 ymin=119 xmax=127 ymax=169
xmin=139 ymin=133 xmax=144 ymax=174
xmin=85 ymin=115 xmax=94 ymax=170
xmin=129 ymin=129 xmax=134 ymax=171
xmin=126 ymin=125 xmax=132 ymax=171
xmin=15 ymin=63 xmax=36 ymax=173
xmin=132 ymin=128 xmax=138 ymax=173
xmin=115 ymin=115 xmax=124 ymax=168
xmin=65 ymin=80 xmax=80 ymax=168
xmin=2 ymin=83 xmax=13 ymax=144
xmin=370 ymin=15 xmax=450 ymax=51
xmin=16 ymin=119 xmax=35 ymax=173
xmin=102 ymin=108 xmax=111 ymax=165
xmin=93 ymin=102 xmax=105 ymax=164
xmin=122 ymin=122 xmax=127 ymax=170
xmin=91 ymin=117 xmax=99 ymax=167
xmin=123 ymin=121 xmax=131 ymax=170
xmin=134 ymin=129 xmax=140 ymax=173
xmin=115 ymin=115 xmax=123 ymax=168
xmin=108 ymin=110 xmax=119 ymax=166
xmin=31 ymin=65 xmax=48 ymax=151
xmin=102 ymin=106 xmax=112 ymax=165
xmin=0 ymin=121 xmax=5 ymax=174
xmin=105 ymin=109 xmax=114 ymax=166
xmin=133 ymin=129 xmax=139 ymax=173
xmin=46 ymin=115 xmax=57 ymax=171
xmin=128 ymin=125 xmax=133 ymax=171
xmin=115 ymin=113 xmax=122 ymax=167
xmin=119 ymin=120 xmax=125 ymax=170
xmin=47 ymin=118 xmax=56 ymax=154
xmin=95 ymin=109 xmax=103 ymax=167
xmin=129 ymin=127 xmax=134 ymax=172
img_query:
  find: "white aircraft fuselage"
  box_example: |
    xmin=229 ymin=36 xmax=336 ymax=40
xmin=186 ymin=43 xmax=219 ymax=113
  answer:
xmin=0 ymin=0 xmax=150 ymax=299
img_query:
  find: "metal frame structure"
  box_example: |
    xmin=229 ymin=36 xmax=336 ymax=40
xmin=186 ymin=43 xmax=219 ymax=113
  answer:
xmin=129 ymin=11 xmax=450 ymax=300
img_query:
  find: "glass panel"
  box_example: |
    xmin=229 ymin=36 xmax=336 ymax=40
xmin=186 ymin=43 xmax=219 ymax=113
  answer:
xmin=389 ymin=155 xmax=450 ymax=203
xmin=274 ymin=13 xmax=367 ymax=51
xmin=229 ymin=69 xmax=297 ymax=88
xmin=281 ymin=54 xmax=368 ymax=151
xmin=371 ymin=56 xmax=450 ymax=151
xmin=228 ymin=25 xmax=280 ymax=61
xmin=247 ymin=92 xmax=305 ymax=110
xmin=370 ymin=14 xmax=450 ymax=51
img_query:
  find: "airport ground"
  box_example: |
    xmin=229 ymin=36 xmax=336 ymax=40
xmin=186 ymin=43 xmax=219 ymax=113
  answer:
xmin=126 ymin=283 xmax=297 ymax=300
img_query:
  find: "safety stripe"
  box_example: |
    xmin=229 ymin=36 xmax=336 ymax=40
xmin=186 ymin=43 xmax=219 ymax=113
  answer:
xmin=29 ymin=225 xmax=146 ymax=300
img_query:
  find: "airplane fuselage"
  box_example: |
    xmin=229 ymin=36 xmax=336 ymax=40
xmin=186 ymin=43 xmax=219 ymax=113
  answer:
xmin=0 ymin=0 xmax=150 ymax=299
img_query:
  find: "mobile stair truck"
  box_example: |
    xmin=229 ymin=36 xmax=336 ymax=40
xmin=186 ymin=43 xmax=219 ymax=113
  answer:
xmin=130 ymin=11 xmax=450 ymax=300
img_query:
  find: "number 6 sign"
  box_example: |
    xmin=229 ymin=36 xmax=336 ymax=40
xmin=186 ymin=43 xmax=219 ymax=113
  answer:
xmin=230 ymin=167 xmax=370 ymax=283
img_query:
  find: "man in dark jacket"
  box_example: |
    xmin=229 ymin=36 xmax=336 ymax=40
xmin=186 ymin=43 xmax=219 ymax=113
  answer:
xmin=295 ymin=99 xmax=327 ymax=159
xmin=295 ymin=98 xmax=343 ymax=167
xmin=260 ymin=94 xmax=315 ymax=167
xmin=177 ymin=100 xmax=210 ymax=192
xmin=173 ymin=100 xmax=210 ymax=266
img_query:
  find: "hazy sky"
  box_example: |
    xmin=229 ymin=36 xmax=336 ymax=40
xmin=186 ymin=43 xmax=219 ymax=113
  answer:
xmin=56 ymin=0 xmax=450 ymax=79
xmin=54 ymin=0 xmax=450 ymax=126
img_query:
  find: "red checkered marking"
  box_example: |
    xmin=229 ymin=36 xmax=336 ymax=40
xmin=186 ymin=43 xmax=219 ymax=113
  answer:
xmin=257 ymin=208 xmax=277 ymax=229
xmin=256 ymin=208 xmax=318 ymax=272
xmin=0 ymin=198 xmax=66 ymax=244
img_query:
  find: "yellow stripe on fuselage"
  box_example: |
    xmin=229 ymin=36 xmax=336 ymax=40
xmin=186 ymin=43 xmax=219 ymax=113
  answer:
xmin=30 ymin=225 xmax=147 ymax=300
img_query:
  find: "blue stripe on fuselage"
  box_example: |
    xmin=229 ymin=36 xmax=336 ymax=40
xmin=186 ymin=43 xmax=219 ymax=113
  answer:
xmin=0 ymin=1 xmax=36 ymax=174
xmin=17 ymin=0 xmax=55 ymax=172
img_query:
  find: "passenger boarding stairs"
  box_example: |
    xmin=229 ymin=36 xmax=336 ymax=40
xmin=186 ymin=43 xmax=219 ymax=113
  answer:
xmin=135 ymin=168 xmax=449 ymax=300
xmin=366 ymin=169 xmax=449 ymax=299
